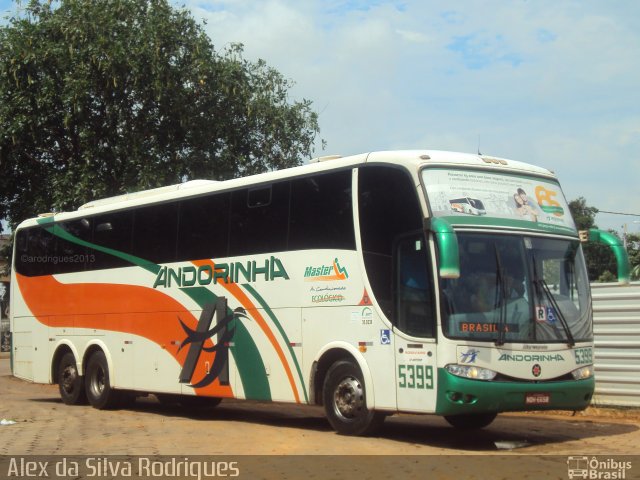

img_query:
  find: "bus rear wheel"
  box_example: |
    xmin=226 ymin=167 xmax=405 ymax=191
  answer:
xmin=322 ymin=360 xmax=384 ymax=436
xmin=84 ymin=351 xmax=120 ymax=410
xmin=58 ymin=352 xmax=87 ymax=405
xmin=444 ymin=412 xmax=497 ymax=429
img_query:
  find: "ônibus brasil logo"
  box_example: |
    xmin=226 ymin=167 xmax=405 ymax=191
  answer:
xmin=566 ymin=456 xmax=632 ymax=479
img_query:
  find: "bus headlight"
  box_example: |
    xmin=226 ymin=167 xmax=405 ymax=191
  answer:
xmin=446 ymin=364 xmax=497 ymax=381
xmin=571 ymin=365 xmax=594 ymax=380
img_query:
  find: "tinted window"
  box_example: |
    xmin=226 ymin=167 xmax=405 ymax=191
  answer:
xmin=54 ymin=219 xmax=92 ymax=274
xmin=396 ymin=235 xmax=435 ymax=337
xmin=358 ymin=166 xmax=423 ymax=320
xmin=15 ymin=227 xmax=56 ymax=276
xmin=132 ymin=203 xmax=178 ymax=264
xmin=289 ymin=170 xmax=355 ymax=250
xmin=16 ymin=220 xmax=93 ymax=276
xmin=91 ymin=210 xmax=133 ymax=269
xmin=15 ymin=229 xmax=28 ymax=274
xmin=177 ymin=193 xmax=230 ymax=261
xmin=229 ymin=182 xmax=290 ymax=256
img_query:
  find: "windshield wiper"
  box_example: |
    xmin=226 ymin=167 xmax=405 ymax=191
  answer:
xmin=539 ymin=278 xmax=575 ymax=347
xmin=494 ymin=245 xmax=508 ymax=346
xmin=531 ymin=254 xmax=575 ymax=347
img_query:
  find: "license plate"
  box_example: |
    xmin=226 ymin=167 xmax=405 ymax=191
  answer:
xmin=525 ymin=392 xmax=550 ymax=405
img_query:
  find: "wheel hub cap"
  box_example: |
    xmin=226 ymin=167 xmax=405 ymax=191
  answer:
xmin=333 ymin=376 xmax=364 ymax=419
xmin=90 ymin=367 xmax=106 ymax=397
xmin=62 ymin=366 xmax=77 ymax=393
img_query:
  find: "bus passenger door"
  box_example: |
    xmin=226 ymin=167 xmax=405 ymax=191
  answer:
xmin=393 ymin=234 xmax=438 ymax=413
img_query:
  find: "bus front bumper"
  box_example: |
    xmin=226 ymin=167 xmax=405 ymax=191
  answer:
xmin=435 ymin=368 xmax=595 ymax=416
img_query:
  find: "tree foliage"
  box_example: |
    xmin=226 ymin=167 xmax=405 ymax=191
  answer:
xmin=568 ymin=197 xmax=598 ymax=231
xmin=627 ymin=232 xmax=640 ymax=281
xmin=0 ymin=0 xmax=320 ymax=226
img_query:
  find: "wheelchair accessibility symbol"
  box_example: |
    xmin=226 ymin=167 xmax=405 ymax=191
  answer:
xmin=380 ymin=329 xmax=391 ymax=345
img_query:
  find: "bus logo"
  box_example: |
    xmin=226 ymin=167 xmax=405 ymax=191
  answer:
xmin=178 ymin=297 xmax=249 ymax=388
xmin=460 ymin=349 xmax=480 ymax=364
xmin=532 ymin=364 xmax=542 ymax=377
xmin=153 ymin=257 xmax=290 ymax=289
xmin=304 ymin=258 xmax=349 ymax=281
xmin=535 ymin=186 xmax=564 ymax=217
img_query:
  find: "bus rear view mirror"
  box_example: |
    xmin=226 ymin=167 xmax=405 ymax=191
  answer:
xmin=586 ymin=228 xmax=630 ymax=285
xmin=425 ymin=217 xmax=460 ymax=279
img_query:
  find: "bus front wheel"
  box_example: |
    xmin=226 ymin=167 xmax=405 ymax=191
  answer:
xmin=58 ymin=352 xmax=87 ymax=405
xmin=444 ymin=412 xmax=497 ymax=429
xmin=322 ymin=360 xmax=384 ymax=436
xmin=84 ymin=351 xmax=120 ymax=410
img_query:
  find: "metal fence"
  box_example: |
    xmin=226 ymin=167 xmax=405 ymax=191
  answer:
xmin=591 ymin=281 xmax=640 ymax=407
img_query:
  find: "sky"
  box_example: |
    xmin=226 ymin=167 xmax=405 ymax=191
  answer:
xmin=1 ymin=0 xmax=639 ymax=235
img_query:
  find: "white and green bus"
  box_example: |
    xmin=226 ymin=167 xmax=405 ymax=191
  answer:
xmin=10 ymin=150 xmax=630 ymax=435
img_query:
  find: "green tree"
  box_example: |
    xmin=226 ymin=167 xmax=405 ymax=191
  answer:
xmin=0 ymin=0 xmax=320 ymax=228
xmin=568 ymin=197 xmax=617 ymax=282
xmin=568 ymin=197 xmax=598 ymax=230
xmin=627 ymin=232 xmax=640 ymax=281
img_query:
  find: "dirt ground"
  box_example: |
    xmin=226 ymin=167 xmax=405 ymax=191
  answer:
xmin=1 ymin=355 xmax=639 ymax=479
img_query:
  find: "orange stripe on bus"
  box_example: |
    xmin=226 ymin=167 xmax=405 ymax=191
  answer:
xmin=192 ymin=260 xmax=301 ymax=403
xmin=15 ymin=273 xmax=233 ymax=398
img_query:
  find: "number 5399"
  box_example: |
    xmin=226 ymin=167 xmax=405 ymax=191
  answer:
xmin=398 ymin=364 xmax=434 ymax=389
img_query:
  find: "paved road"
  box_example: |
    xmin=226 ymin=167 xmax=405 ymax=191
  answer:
xmin=1 ymin=356 xmax=639 ymax=478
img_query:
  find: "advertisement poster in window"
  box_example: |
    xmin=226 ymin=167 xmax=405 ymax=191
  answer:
xmin=423 ymin=168 xmax=577 ymax=235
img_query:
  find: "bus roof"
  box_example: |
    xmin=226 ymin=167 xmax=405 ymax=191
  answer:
xmin=17 ymin=150 xmax=556 ymax=229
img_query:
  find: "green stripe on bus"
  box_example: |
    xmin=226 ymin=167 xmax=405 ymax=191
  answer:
xmin=242 ymin=283 xmax=309 ymax=403
xmin=38 ymin=217 xmax=272 ymax=401
xmin=180 ymin=287 xmax=272 ymax=401
xmin=41 ymin=220 xmax=161 ymax=275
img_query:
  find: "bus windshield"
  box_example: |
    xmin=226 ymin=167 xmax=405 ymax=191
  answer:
xmin=441 ymin=233 xmax=592 ymax=344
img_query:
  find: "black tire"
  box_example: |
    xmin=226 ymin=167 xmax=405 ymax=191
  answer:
xmin=84 ymin=351 xmax=120 ymax=410
xmin=57 ymin=352 xmax=87 ymax=405
xmin=444 ymin=412 xmax=497 ymax=429
xmin=322 ymin=360 xmax=384 ymax=436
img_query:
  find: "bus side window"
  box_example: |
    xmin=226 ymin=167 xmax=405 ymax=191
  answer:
xmin=289 ymin=170 xmax=355 ymax=251
xmin=14 ymin=230 xmax=30 ymax=275
xmin=395 ymin=235 xmax=435 ymax=338
xmin=91 ymin=211 xmax=133 ymax=269
xmin=229 ymin=182 xmax=290 ymax=256
xmin=54 ymin=219 xmax=92 ymax=274
xmin=16 ymin=227 xmax=57 ymax=277
xmin=132 ymin=202 xmax=178 ymax=264
xmin=358 ymin=165 xmax=430 ymax=330
xmin=177 ymin=192 xmax=230 ymax=261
